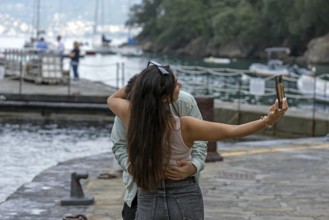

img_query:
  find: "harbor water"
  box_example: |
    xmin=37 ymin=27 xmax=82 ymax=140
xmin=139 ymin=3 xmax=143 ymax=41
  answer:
xmin=0 ymin=37 xmax=143 ymax=204
xmin=0 ymin=36 xmax=156 ymax=204
xmin=0 ymin=121 xmax=113 ymax=203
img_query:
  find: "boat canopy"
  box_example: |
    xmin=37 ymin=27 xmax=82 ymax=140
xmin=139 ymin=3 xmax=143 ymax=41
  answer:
xmin=265 ymin=47 xmax=290 ymax=54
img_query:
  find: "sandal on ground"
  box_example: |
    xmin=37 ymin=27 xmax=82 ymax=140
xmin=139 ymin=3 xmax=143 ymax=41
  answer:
xmin=62 ymin=214 xmax=88 ymax=220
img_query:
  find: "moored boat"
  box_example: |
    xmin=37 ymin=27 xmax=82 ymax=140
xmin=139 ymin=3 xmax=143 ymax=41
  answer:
xmin=249 ymin=47 xmax=313 ymax=77
xmin=297 ymin=74 xmax=329 ymax=102
xmin=249 ymin=59 xmax=290 ymax=76
xmin=203 ymin=56 xmax=231 ymax=64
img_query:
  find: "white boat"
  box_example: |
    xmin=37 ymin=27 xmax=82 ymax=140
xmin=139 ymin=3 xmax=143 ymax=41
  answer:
xmin=90 ymin=34 xmax=116 ymax=55
xmin=249 ymin=47 xmax=315 ymax=77
xmin=113 ymin=44 xmax=143 ymax=57
xmin=203 ymin=56 xmax=231 ymax=64
xmin=249 ymin=47 xmax=291 ymax=76
xmin=297 ymin=74 xmax=329 ymax=102
xmin=249 ymin=59 xmax=290 ymax=76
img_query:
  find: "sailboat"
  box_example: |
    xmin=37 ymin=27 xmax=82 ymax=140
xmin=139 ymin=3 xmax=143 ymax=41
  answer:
xmin=113 ymin=37 xmax=143 ymax=57
xmin=91 ymin=0 xmax=116 ymax=55
xmin=24 ymin=0 xmax=42 ymax=49
xmin=23 ymin=0 xmax=55 ymax=51
xmin=112 ymin=0 xmax=143 ymax=57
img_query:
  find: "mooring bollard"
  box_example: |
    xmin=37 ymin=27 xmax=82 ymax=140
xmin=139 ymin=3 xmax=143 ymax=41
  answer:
xmin=195 ymin=96 xmax=223 ymax=162
xmin=61 ymin=172 xmax=94 ymax=206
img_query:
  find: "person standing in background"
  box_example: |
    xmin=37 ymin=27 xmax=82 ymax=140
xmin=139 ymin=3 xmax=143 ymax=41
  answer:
xmin=35 ymin=37 xmax=48 ymax=51
xmin=56 ymin=35 xmax=65 ymax=70
xmin=56 ymin=35 xmax=65 ymax=56
xmin=69 ymin=41 xmax=80 ymax=81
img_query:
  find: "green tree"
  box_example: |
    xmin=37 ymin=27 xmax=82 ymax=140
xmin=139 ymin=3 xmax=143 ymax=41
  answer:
xmin=285 ymin=0 xmax=329 ymax=55
xmin=209 ymin=0 xmax=261 ymax=46
xmin=127 ymin=0 xmax=329 ymax=57
xmin=155 ymin=0 xmax=210 ymax=48
xmin=126 ymin=0 xmax=165 ymax=40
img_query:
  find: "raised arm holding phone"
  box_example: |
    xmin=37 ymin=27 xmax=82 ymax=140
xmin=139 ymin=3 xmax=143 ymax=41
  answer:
xmin=275 ymin=75 xmax=285 ymax=109
xmin=108 ymin=62 xmax=288 ymax=220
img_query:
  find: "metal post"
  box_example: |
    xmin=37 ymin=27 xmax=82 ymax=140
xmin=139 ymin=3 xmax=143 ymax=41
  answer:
xmin=68 ymin=75 xmax=71 ymax=96
xmin=324 ymin=79 xmax=327 ymax=106
xmin=195 ymin=96 xmax=223 ymax=162
xmin=121 ymin=62 xmax=125 ymax=87
xmin=206 ymin=71 xmax=209 ymax=95
xmin=116 ymin=62 xmax=120 ymax=89
xmin=19 ymin=50 xmax=23 ymax=94
xmin=312 ymin=76 xmax=316 ymax=136
xmin=67 ymin=58 xmax=71 ymax=95
xmin=237 ymin=74 xmax=241 ymax=124
xmin=61 ymin=172 xmax=94 ymax=206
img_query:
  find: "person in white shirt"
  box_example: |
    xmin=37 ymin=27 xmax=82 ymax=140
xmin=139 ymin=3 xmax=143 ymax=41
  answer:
xmin=56 ymin=35 xmax=65 ymax=70
xmin=56 ymin=35 xmax=65 ymax=56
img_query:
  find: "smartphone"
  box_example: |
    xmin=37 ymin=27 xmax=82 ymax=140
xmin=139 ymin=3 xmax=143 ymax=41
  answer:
xmin=274 ymin=75 xmax=285 ymax=109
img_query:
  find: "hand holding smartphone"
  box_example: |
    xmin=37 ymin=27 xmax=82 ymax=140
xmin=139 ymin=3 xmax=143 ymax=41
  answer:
xmin=274 ymin=75 xmax=285 ymax=109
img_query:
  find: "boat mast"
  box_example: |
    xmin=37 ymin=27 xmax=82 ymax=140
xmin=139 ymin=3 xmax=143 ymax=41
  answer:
xmin=127 ymin=0 xmax=131 ymax=39
xmin=93 ymin=0 xmax=99 ymax=35
xmin=35 ymin=0 xmax=40 ymax=39
xmin=101 ymin=0 xmax=105 ymax=33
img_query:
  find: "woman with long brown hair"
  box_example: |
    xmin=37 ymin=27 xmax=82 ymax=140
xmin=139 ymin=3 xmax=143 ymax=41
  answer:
xmin=107 ymin=61 xmax=288 ymax=220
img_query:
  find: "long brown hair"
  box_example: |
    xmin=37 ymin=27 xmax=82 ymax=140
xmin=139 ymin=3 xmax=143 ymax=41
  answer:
xmin=127 ymin=65 xmax=176 ymax=191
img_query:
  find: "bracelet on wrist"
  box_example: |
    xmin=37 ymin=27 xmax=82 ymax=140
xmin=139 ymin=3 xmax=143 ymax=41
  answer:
xmin=260 ymin=116 xmax=272 ymax=128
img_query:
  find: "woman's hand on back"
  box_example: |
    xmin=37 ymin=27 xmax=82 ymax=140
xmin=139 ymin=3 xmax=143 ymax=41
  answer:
xmin=165 ymin=160 xmax=197 ymax=180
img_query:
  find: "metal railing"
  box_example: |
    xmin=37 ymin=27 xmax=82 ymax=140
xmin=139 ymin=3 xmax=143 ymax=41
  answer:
xmin=0 ymin=48 xmax=123 ymax=95
xmin=171 ymin=65 xmax=329 ymax=113
xmin=1 ymin=49 xmax=328 ymax=113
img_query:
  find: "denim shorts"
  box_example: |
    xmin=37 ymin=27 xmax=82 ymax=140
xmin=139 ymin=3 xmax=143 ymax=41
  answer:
xmin=135 ymin=177 xmax=204 ymax=220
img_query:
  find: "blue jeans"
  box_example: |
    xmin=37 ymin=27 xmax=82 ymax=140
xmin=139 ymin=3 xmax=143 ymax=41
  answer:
xmin=135 ymin=177 xmax=204 ymax=220
xmin=71 ymin=61 xmax=79 ymax=80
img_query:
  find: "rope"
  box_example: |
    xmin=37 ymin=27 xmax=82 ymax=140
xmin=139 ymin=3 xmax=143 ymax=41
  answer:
xmin=79 ymin=62 xmax=117 ymax=67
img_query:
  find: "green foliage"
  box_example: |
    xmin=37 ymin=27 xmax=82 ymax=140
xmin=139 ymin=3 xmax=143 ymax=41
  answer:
xmin=126 ymin=0 xmax=165 ymax=40
xmin=156 ymin=0 xmax=210 ymax=48
xmin=286 ymin=0 xmax=329 ymax=38
xmin=210 ymin=0 xmax=261 ymax=46
xmin=127 ymin=0 xmax=329 ymax=55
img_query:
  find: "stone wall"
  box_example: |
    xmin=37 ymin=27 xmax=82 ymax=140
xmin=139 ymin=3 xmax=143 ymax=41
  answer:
xmin=213 ymin=100 xmax=329 ymax=138
xmin=0 ymin=94 xmax=328 ymax=137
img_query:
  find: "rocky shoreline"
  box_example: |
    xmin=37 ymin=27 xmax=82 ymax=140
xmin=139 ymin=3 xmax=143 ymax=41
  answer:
xmin=141 ymin=33 xmax=329 ymax=65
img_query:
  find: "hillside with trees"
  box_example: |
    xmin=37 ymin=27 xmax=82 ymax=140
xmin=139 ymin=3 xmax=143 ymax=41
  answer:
xmin=127 ymin=0 xmax=329 ymax=63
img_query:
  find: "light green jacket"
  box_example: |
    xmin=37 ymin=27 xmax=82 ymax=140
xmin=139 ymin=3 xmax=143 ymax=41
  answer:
xmin=110 ymin=91 xmax=208 ymax=207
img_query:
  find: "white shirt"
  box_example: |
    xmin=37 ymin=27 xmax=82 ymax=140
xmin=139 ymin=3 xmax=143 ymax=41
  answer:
xmin=57 ymin=41 xmax=65 ymax=55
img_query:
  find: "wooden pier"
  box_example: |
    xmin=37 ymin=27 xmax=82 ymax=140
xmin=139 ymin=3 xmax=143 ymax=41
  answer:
xmin=0 ymin=76 xmax=117 ymax=122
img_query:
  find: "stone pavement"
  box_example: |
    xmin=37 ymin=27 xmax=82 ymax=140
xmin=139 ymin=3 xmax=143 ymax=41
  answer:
xmin=1 ymin=136 xmax=329 ymax=220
